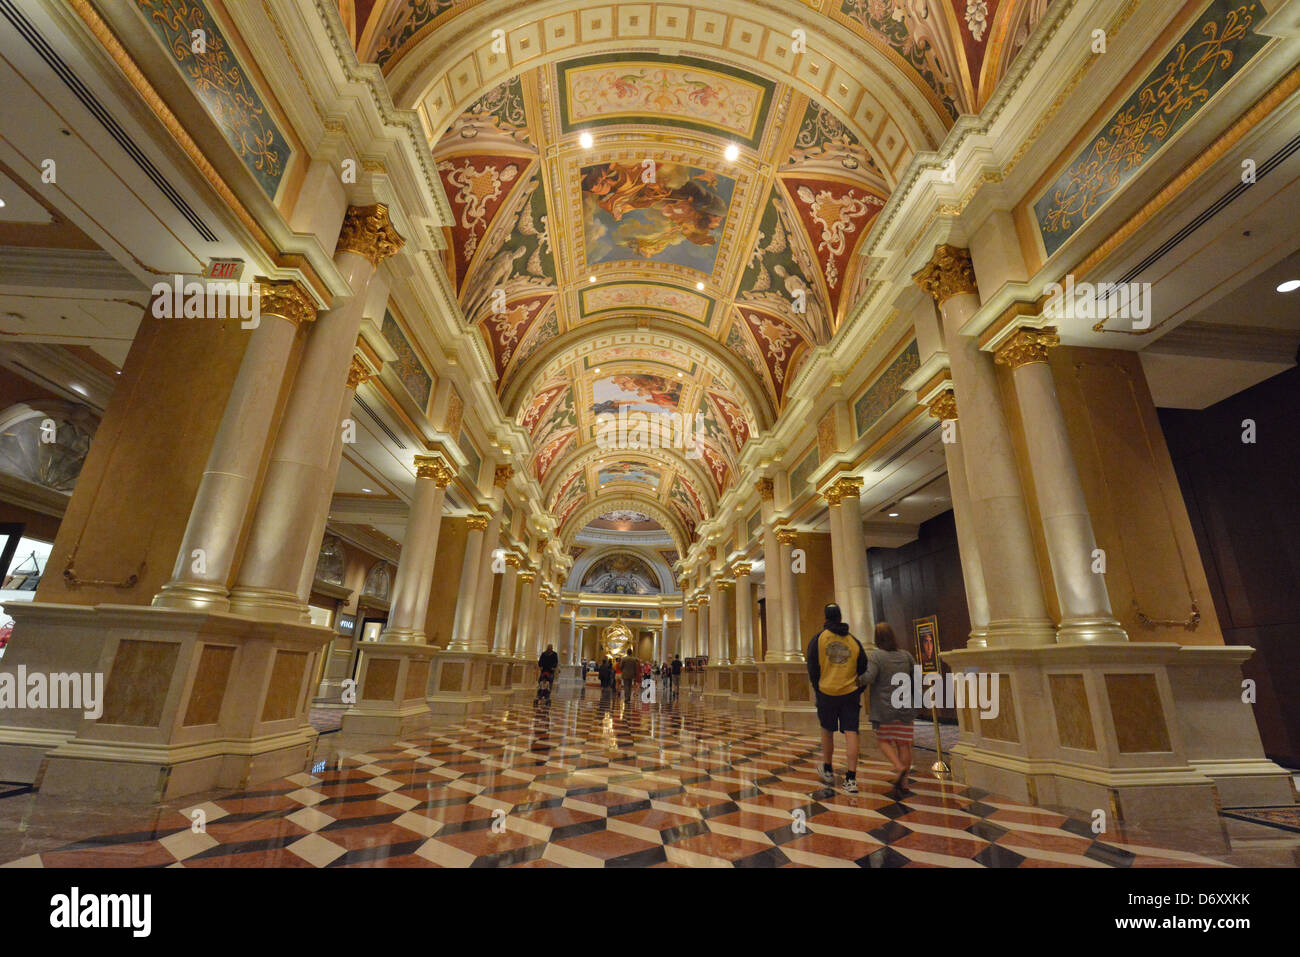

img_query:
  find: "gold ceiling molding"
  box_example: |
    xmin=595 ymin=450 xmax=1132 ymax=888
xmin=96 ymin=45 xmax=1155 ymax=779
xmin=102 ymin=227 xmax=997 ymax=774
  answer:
xmin=64 ymin=0 xmax=331 ymax=303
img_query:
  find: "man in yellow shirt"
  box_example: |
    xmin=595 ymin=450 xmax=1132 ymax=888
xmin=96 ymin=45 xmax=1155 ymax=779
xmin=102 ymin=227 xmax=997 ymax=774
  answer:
xmin=805 ymin=604 xmax=868 ymax=793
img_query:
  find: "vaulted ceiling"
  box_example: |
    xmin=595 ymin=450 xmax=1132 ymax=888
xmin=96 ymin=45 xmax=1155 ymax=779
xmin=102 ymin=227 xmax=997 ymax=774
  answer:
xmin=346 ymin=0 xmax=1058 ymax=548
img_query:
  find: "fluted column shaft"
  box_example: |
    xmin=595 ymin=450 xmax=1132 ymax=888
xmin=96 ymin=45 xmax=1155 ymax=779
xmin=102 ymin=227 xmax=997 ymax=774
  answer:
xmin=997 ymin=331 xmax=1128 ymax=644
xmin=154 ymin=282 xmax=314 ymax=610
xmin=382 ymin=458 xmax=452 ymax=641
xmin=756 ymin=480 xmax=788 ymax=662
xmin=513 ymin=572 xmax=537 ymax=657
xmin=837 ymin=487 xmax=875 ymax=642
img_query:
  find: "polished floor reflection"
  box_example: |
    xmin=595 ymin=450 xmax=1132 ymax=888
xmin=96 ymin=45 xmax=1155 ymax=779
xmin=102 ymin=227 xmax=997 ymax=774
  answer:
xmin=0 ymin=683 xmax=1294 ymax=868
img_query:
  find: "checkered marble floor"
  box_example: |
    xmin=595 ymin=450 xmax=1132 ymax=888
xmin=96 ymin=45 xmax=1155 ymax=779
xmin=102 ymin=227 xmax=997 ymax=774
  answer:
xmin=0 ymin=689 xmax=1230 ymax=868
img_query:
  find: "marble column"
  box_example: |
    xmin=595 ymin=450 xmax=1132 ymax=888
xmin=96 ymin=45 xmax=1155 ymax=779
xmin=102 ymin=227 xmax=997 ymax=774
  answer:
xmin=682 ymin=600 xmax=696 ymax=658
xmin=756 ymin=479 xmax=789 ymax=662
xmin=448 ymin=514 xmax=489 ymax=651
xmin=469 ymin=508 xmax=506 ymax=653
xmin=696 ymin=594 xmax=710 ymax=661
xmin=830 ymin=477 xmax=875 ymax=642
xmin=230 ymin=205 xmax=404 ymax=620
xmin=826 ymin=496 xmax=850 ymax=615
xmin=492 ymin=554 xmax=520 ymax=656
xmin=708 ymin=576 xmax=722 ymax=663
xmin=914 ymin=245 xmax=1054 ymax=646
xmin=996 ymin=329 xmax=1129 ymax=644
xmin=926 ymin=388 xmax=992 ymax=646
xmin=714 ymin=580 xmax=732 ymax=665
xmin=660 ymin=617 xmax=669 ymax=661
xmin=382 ymin=456 xmax=454 ymax=642
xmin=154 ymin=280 xmax=316 ymax=610
xmin=567 ymin=611 xmax=577 ymax=664
xmin=733 ymin=563 xmax=754 ymax=664
xmin=513 ymin=570 xmax=537 ymax=657
xmin=776 ymin=528 xmax=802 ymax=660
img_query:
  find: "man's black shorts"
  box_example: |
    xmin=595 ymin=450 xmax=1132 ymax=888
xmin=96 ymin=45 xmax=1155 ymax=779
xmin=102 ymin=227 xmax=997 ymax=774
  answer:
xmin=815 ymin=691 xmax=862 ymax=733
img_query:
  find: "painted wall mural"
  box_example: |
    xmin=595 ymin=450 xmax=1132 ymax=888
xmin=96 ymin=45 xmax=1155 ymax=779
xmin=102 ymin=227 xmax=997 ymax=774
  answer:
xmin=590 ymin=374 xmax=682 ymax=416
xmin=1033 ymin=0 xmax=1267 ymax=256
xmin=854 ymin=339 xmax=921 ymax=437
xmin=597 ymin=461 xmax=661 ymax=490
xmin=581 ymin=162 xmax=735 ymax=272
xmin=581 ymin=553 xmax=662 ymax=595
xmin=381 ymin=311 xmax=433 ymax=411
xmin=558 ymin=54 xmax=775 ymax=147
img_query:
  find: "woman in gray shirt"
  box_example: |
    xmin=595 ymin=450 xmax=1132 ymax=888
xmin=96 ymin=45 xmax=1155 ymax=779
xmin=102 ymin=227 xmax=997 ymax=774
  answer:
xmin=862 ymin=622 xmax=917 ymax=791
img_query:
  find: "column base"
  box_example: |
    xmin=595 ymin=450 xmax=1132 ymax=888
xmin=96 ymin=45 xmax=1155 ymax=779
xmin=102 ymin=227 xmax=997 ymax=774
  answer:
xmin=339 ymin=640 xmax=435 ymax=747
xmin=984 ymin=618 xmax=1058 ymax=647
xmin=755 ymin=662 xmax=818 ymax=734
xmin=426 ymin=649 xmax=493 ymax=724
xmin=227 ymin=586 xmax=310 ymax=623
xmin=0 ymin=602 xmax=330 ymax=802
xmin=1056 ymin=616 xmax=1130 ymax=644
xmin=730 ymin=664 xmax=761 ymax=712
xmin=942 ymin=642 xmax=1295 ymax=850
xmin=151 ymin=580 xmax=232 ymax=612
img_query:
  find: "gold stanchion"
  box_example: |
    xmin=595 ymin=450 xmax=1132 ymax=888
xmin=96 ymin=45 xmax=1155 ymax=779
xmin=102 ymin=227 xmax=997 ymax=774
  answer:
xmin=930 ymin=702 xmax=950 ymax=779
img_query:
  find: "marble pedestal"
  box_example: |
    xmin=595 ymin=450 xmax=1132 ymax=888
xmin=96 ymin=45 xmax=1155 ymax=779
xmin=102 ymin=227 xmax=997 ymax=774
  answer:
xmin=703 ymin=665 xmax=734 ymax=709
xmin=425 ymin=649 xmax=492 ymax=724
xmin=729 ymin=664 xmax=761 ymax=712
xmin=755 ymin=662 xmax=818 ymax=734
xmin=486 ymin=655 xmax=515 ymax=709
xmin=943 ymin=642 xmax=1295 ymax=849
xmin=338 ymin=640 xmax=435 ymax=746
xmin=314 ymin=634 xmax=357 ymax=703
xmin=0 ymin=602 xmax=328 ymax=802
xmin=509 ymin=656 xmax=537 ymax=704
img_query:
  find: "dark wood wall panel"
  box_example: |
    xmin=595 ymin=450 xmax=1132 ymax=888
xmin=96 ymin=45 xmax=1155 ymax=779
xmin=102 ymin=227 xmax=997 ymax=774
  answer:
xmin=1158 ymin=362 xmax=1300 ymax=766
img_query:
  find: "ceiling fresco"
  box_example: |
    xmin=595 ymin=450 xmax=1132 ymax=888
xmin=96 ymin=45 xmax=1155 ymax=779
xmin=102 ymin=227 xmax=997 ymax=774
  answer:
xmin=347 ymin=0 xmax=1059 ymax=546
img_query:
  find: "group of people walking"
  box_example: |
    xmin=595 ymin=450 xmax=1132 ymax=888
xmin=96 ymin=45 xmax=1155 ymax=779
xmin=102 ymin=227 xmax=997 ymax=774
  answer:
xmin=544 ymin=601 xmax=919 ymax=795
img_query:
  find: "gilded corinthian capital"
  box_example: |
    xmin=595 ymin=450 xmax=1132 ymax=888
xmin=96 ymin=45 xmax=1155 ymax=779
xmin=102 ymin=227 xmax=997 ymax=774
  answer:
xmin=927 ymin=388 xmax=959 ymax=421
xmin=256 ymin=279 xmax=316 ymax=326
xmin=775 ymin=528 xmax=798 ymax=546
xmin=755 ymin=478 xmax=775 ymax=501
xmin=336 ymin=204 xmax=405 ymax=267
xmin=465 ymin=513 xmax=489 ymax=532
xmin=414 ymin=454 xmax=454 ymax=487
xmin=494 ymin=464 xmax=514 ymax=488
xmin=994 ymin=327 xmax=1061 ymax=370
xmin=913 ymin=244 xmax=978 ymax=305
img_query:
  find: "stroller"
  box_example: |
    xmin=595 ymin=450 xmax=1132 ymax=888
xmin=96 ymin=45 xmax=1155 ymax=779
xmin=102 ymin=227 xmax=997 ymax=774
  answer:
xmin=534 ymin=667 xmax=555 ymax=707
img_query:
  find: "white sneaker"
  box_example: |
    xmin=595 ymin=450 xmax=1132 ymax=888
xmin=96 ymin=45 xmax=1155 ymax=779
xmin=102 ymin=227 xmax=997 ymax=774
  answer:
xmin=818 ymin=766 xmax=835 ymax=785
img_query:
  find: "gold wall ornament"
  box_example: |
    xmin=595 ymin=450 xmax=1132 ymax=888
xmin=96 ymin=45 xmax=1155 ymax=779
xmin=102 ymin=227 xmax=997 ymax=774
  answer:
xmin=927 ymin=389 xmax=959 ymax=421
xmin=465 ymin=514 xmax=489 ymax=532
xmin=733 ymin=562 xmax=752 ymax=576
xmin=776 ymin=528 xmax=799 ymax=546
xmin=755 ymin=478 xmax=775 ymax=501
xmin=493 ymin=464 xmax=514 ymax=488
xmin=336 ymin=204 xmax=406 ymax=267
xmin=707 ymin=546 xmax=717 ymax=561
xmin=347 ymin=355 xmax=376 ymax=389
xmin=505 ymin=554 xmax=521 ymax=568
xmin=414 ymin=455 xmax=454 ymax=487
xmin=913 ymin=244 xmax=978 ymax=305
xmin=995 ymin=327 xmax=1061 ymax=370
xmin=256 ymin=279 xmax=316 ymax=326
xmin=518 ymin=571 xmax=536 ymax=585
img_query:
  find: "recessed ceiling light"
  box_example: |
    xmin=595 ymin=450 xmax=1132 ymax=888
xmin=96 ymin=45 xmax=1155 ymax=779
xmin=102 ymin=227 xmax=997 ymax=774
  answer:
xmin=70 ymin=384 xmax=86 ymax=396
xmin=0 ymin=199 xmax=6 ymax=208
xmin=724 ymin=144 xmax=739 ymax=162
xmin=696 ymin=281 xmax=704 ymax=290
xmin=888 ymin=512 xmax=900 ymax=518
xmin=361 ymin=488 xmax=372 ymax=493
xmin=593 ymin=367 xmax=601 ymax=374
xmin=588 ymin=275 xmax=596 ymax=283
xmin=677 ymin=371 xmax=683 ymax=377
xmin=579 ymin=131 xmax=593 ymax=149
xmin=1277 ymin=280 xmax=1300 ymax=293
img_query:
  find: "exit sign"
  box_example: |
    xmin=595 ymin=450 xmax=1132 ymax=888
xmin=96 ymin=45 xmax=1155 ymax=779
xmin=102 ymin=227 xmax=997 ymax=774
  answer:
xmin=203 ymin=258 xmax=244 ymax=280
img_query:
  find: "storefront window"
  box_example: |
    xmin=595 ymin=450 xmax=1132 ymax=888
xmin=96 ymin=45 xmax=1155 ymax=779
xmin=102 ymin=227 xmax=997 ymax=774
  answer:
xmin=0 ymin=536 xmax=54 ymax=658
